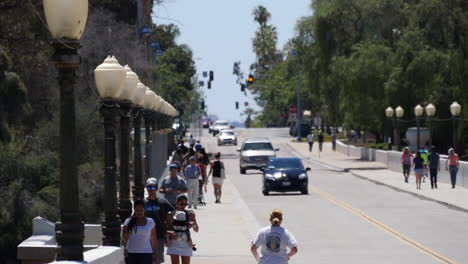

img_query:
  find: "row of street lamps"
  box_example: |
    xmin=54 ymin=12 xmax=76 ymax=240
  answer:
xmin=385 ymin=102 xmax=462 ymax=151
xmin=43 ymin=0 xmax=177 ymax=260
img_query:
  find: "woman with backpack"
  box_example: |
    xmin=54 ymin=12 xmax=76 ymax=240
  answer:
xmin=121 ymin=200 xmax=158 ymax=264
xmin=207 ymin=152 xmax=225 ymax=204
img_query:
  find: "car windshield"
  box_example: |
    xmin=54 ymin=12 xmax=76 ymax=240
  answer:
xmin=216 ymin=122 xmax=229 ymax=126
xmin=222 ymin=131 xmax=235 ymax=136
xmin=243 ymin=142 xmax=273 ymax=151
xmin=267 ymin=159 xmax=304 ymax=170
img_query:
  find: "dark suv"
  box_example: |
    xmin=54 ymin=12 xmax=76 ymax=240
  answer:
xmin=262 ymin=157 xmax=310 ymax=195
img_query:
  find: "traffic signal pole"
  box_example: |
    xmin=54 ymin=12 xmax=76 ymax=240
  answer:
xmin=296 ymin=54 xmax=302 ymax=142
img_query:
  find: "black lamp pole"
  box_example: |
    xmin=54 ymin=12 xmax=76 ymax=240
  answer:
xmin=428 ymin=116 xmax=433 ymax=148
xmin=52 ymin=39 xmax=84 ymax=261
xmin=397 ymin=117 xmax=401 ymax=151
xmin=132 ymin=106 xmax=144 ymax=200
xmin=452 ymin=116 xmax=457 ymax=152
xmin=143 ymin=110 xmax=153 ymax=180
xmin=118 ymin=100 xmax=132 ymax=222
xmin=100 ymin=99 xmax=121 ymax=246
xmin=416 ymin=116 xmax=421 ymax=150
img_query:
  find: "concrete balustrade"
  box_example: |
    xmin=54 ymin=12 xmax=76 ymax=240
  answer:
xmin=336 ymin=140 xmax=468 ymax=188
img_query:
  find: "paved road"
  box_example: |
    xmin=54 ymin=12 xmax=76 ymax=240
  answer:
xmin=198 ymin=128 xmax=468 ymax=264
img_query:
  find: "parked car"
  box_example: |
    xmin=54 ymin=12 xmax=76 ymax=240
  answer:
xmin=262 ymin=157 xmax=310 ymax=195
xmin=217 ymin=130 xmax=237 ymax=146
xmin=211 ymin=120 xmax=231 ymax=136
xmin=237 ymin=138 xmax=279 ymax=174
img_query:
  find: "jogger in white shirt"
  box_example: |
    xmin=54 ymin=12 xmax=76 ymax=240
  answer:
xmin=251 ymin=210 xmax=298 ymax=264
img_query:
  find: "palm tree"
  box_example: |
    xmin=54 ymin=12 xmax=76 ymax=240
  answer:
xmin=252 ymin=6 xmax=276 ymax=68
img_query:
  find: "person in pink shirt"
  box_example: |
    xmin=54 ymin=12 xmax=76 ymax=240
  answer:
xmin=445 ymin=148 xmax=460 ymax=188
xmin=401 ymin=147 xmax=413 ymax=183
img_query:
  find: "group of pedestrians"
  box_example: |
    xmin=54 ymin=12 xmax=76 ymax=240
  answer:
xmin=401 ymin=146 xmax=460 ymax=189
xmin=307 ymin=130 xmax=337 ymax=152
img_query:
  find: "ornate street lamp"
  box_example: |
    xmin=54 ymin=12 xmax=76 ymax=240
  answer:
xmin=130 ymin=81 xmax=146 ymax=200
xmin=414 ymin=104 xmax=424 ymax=150
xmin=385 ymin=107 xmax=394 ymax=150
xmin=395 ymin=106 xmax=404 ymax=151
xmin=43 ymin=0 xmax=88 ymax=260
xmin=95 ymin=55 xmax=126 ymax=246
xmin=450 ymin=101 xmax=462 ymax=152
xmin=425 ymin=104 xmax=436 ymax=148
xmin=115 ymin=65 xmax=138 ymax=222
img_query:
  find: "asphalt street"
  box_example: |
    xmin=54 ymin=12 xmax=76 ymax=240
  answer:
xmin=198 ymin=128 xmax=468 ymax=264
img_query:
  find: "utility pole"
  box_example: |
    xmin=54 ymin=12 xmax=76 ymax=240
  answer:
xmin=295 ymin=52 xmax=302 ymax=142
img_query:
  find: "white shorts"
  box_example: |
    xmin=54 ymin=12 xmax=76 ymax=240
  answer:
xmin=212 ymin=177 xmax=224 ymax=185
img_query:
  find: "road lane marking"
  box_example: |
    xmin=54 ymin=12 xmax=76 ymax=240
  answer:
xmin=310 ymin=186 xmax=457 ymax=264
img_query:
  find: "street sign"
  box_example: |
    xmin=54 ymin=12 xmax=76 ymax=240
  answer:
xmin=288 ymin=105 xmax=297 ymax=113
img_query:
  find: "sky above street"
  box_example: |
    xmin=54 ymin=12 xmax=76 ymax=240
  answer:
xmin=153 ymin=0 xmax=312 ymax=122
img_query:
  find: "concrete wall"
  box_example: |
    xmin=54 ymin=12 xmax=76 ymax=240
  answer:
xmin=336 ymin=140 xmax=468 ymax=188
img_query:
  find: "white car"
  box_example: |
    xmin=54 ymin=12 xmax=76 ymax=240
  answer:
xmin=218 ymin=130 xmax=238 ymax=146
xmin=211 ymin=120 xmax=231 ymax=136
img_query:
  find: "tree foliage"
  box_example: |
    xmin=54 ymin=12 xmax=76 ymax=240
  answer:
xmin=250 ymin=0 xmax=468 ymax=153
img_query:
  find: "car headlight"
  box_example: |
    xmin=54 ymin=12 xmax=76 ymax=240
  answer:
xmin=273 ymin=172 xmax=283 ymax=179
xmin=298 ymin=173 xmax=307 ymax=179
xmin=265 ymin=174 xmax=274 ymax=179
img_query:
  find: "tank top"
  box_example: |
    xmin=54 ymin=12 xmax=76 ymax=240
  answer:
xmin=212 ymin=160 xmax=222 ymax=178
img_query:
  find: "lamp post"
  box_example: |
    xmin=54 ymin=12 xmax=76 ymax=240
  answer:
xmin=115 ymin=65 xmax=138 ymax=222
xmin=414 ymin=104 xmax=424 ymax=150
xmin=95 ymin=56 xmax=126 ymax=246
xmin=395 ymin=106 xmax=404 ymax=151
xmin=43 ymin=0 xmax=88 ymax=260
xmin=450 ymin=101 xmax=462 ymax=152
xmin=385 ymin=107 xmax=394 ymax=150
xmin=130 ymin=81 xmax=147 ymax=200
xmin=425 ymin=104 xmax=436 ymax=148
xmin=142 ymin=88 xmax=156 ymax=179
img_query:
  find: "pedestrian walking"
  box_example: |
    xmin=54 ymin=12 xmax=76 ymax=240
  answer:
xmin=251 ymin=210 xmax=298 ymax=264
xmin=172 ymin=148 xmax=186 ymax=170
xmin=207 ymin=152 xmax=225 ymax=203
xmin=306 ymin=132 xmax=314 ymax=152
xmin=188 ymin=135 xmax=195 ymax=148
xmin=401 ymin=147 xmax=413 ymax=183
xmin=144 ymin=178 xmax=173 ymax=264
xmin=420 ymin=148 xmax=429 ymax=183
xmin=318 ymin=133 xmax=324 ymax=152
xmin=194 ymin=140 xmax=202 ymax=153
xmin=427 ymin=147 xmax=440 ymax=189
xmin=332 ymin=132 xmax=337 ymax=151
xmin=184 ymin=156 xmax=201 ymax=209
xmin=446 ymin=148 xmax=460 ymax=188
xmin=412 ymin=151 xmax=424 ymax=189
xmin=166 ymin=194 xmax=199 ymax=264
xmin=160 ymin=163 xmax=188 ymax=208
xmin=196 ymin=154 xmax=208 ymax=206
xmin=121 ymin=200 xmax=158 ymax=264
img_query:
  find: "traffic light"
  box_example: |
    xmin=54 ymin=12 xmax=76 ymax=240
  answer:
xmin=235 ymin=101 xmax=239 ymax=109
xmin=241 ymin=84 xmax=246 ymax=92
xmin=208 ymin=81 xmax=211 ymax=89
xmin=247 ymin=74 xmax=254 ymax=84
xmin=209 ymin=71 xmax=214 ymax=81
xmin=201 ymin=100 xmax=205 ymax=110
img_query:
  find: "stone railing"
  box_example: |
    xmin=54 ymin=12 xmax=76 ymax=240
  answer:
xmin=336 ymin=140 xmax=468 ymax=188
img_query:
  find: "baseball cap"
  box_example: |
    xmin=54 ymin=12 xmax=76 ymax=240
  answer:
xmin=189 ymin=156 xmax=197 ymax=161
xmin=146 ymin=178 xmax=157 ymax=187
xmin=169 ymin=163 xmax=179 ymax=169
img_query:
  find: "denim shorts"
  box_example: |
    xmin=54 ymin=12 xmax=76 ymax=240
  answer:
xmin=414 ymin=168 xmax=424 ymax=174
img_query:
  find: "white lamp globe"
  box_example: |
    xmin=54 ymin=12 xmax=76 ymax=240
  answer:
xmin=43 ymin=0 xmax=88 ymax=40
xmin=94 ymin=56 xmax=126 ymax=99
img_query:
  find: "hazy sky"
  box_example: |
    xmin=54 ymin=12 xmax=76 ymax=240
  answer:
xmin=153 ymin=0 xmax=312 ymax=122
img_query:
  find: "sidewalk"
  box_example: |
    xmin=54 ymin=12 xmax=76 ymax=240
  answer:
xmin=288 ymin=141 xmax=468 ymax=213
xmin=187 ymin=179 xmax=257 ymax=264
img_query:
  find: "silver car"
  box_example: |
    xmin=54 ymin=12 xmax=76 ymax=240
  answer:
xmin=237 ymin=138 xmax=279 ymax=174
xmin=217 ymin=130 xmax=237 ymax=146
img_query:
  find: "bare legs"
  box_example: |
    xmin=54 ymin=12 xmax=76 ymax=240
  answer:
xmin=170 ymin=255 xmax=191 ymax=264
xmin=213 ymin=184 xmax=222 ymax=203
xmin=415 ymin=172 xmax=422 ymax=189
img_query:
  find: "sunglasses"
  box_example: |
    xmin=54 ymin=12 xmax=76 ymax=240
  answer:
xmin=146 ymin=186 xmax=157 ymax=190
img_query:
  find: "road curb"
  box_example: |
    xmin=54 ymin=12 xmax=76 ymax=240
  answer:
xmin=285 ymin=142 xmax=347 ymax=172
xmin=349 ymin=170 xmax=468 ymax=214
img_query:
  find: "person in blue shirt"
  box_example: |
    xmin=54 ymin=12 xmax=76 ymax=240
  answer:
xmin=184 ymin=156 xmax=202 ymax=209
xmin=427 ymin=147 xmax=440 ymax=189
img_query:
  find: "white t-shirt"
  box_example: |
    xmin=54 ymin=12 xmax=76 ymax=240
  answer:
xmin=253 ymin=226 xmax=298 ymax=264
xmin=124 ymin=217 xmax=155 ymax=253
xmin=307 ymin=134 xmax=314 ymax=143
